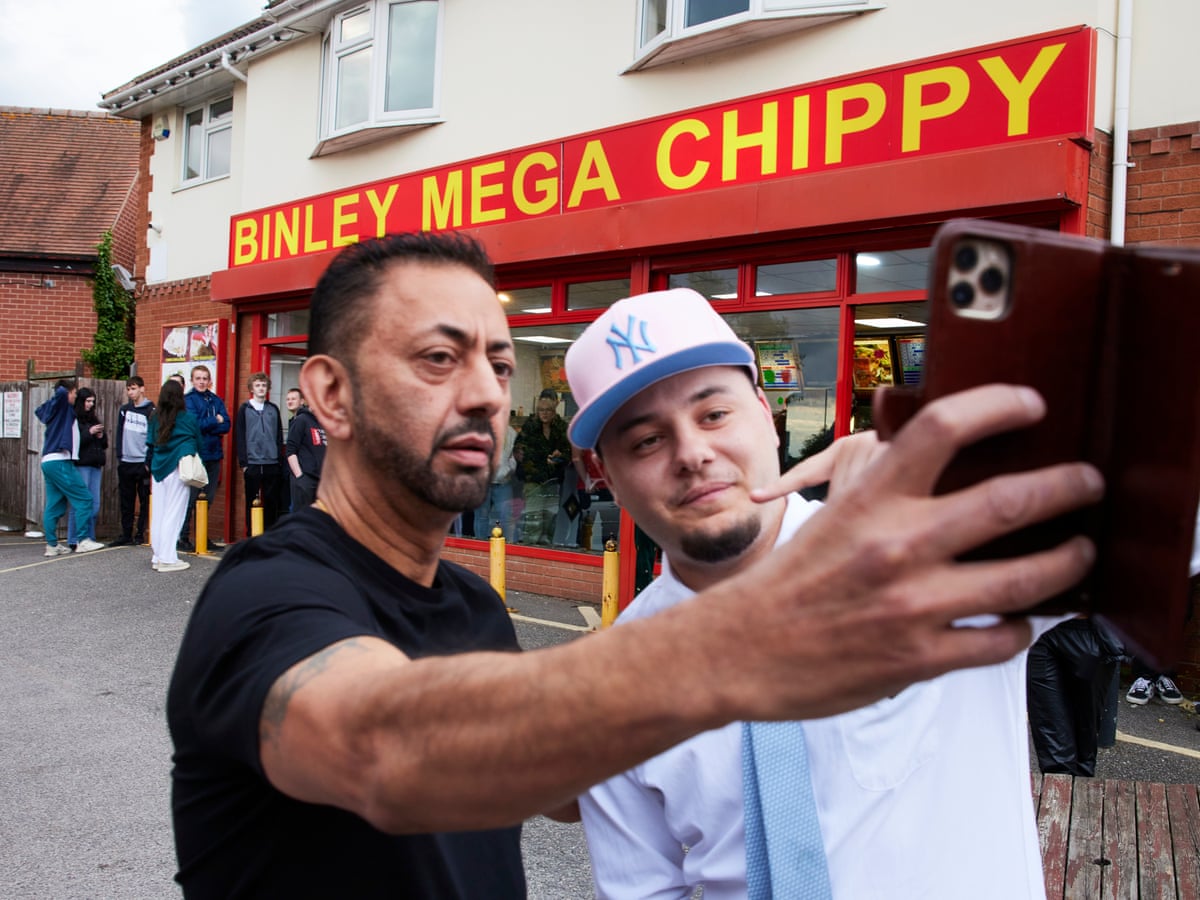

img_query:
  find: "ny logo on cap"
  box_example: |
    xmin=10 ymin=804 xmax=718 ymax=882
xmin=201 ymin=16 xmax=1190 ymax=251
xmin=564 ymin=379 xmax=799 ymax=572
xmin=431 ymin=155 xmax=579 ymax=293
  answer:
xmin=606 ymin=315 xmax=657 ymax=369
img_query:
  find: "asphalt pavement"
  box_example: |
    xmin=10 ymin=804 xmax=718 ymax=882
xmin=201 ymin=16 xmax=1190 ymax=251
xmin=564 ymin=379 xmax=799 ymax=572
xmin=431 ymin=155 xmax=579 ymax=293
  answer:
xmin=1 ymin=534 xmax=1196 ymax=898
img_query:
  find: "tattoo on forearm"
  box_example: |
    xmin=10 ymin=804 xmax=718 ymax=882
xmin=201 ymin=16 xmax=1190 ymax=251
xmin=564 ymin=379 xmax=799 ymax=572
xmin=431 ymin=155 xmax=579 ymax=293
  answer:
xmin=260 ymin=638 xmax=367 ymax=747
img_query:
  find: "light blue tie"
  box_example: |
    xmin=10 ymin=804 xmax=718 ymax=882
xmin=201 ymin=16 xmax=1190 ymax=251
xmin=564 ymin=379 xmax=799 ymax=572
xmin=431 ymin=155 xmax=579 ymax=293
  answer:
xmin=743 ymin=721 xmax=833 ymax=900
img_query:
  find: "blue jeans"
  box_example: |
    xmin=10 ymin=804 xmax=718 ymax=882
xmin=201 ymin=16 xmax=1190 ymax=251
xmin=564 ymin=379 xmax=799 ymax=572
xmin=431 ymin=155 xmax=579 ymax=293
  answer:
xmin=67 ymin=465 xmax=102 ymax=541
xmin=474 ymin=481 xmax=515 ymax=541
xmin=42 ymin=459 xmax=93 ymax=545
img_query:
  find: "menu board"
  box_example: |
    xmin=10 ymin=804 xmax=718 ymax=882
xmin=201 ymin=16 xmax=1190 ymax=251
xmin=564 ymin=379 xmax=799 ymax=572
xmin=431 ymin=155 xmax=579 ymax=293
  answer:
xmin=756 ymin=341 xmax=802 ymax=388
xmin=852 ymin=339 xmax=894 ymax=389
xmin=895 ymin=336 xmax=926 ymax=385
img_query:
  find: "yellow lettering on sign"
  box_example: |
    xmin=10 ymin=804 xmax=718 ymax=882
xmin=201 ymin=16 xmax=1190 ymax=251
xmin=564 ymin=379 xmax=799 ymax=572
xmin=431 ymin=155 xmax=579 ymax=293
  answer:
xmin=901 ymin=66 xmax=970 ymax=153
xmin=366 ymin=185 xmax=398 ymax=237
xmin=233 ymin=219 xmax=258 ymax=266
xmin=471 ymin=161 xmax=507 ymax=224
xmin=302 ymin=204 xmax=328 ymax=253
xmin=260 ymin=213 xmax=272 ymax=262
xmin=657 ymin=119 xmax=710 ymax=191
xmin=332 ymin=193 xmax=360 ymax=247
xmin=722 ymin=102 xmax=778 ymax=182
xmin=423 ymin=171 xmax=464 ymax=230
xmin=979 ymin=42 xmax=1065 ymax=136
xmin=513 ymin=151 xmax=558 ymax=216
xmin=825 ymin=82 xmax=886 ymax=165
xmin=792 ymin=95 xmax=811 ymax=171
xmin=273 ymin=208 xmax=300 ymax=259
xmin=566 ymin=140 xmax=620 ymax=209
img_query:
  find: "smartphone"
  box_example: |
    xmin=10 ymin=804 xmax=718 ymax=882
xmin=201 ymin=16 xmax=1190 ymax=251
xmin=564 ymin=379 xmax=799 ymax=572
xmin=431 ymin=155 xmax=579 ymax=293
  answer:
xmin=875 ymin=219 xmax=1200 ymax=667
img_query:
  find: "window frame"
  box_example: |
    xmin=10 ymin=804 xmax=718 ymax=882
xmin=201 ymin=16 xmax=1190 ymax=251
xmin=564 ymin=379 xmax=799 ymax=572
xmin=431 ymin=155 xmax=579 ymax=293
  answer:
xmin=319 ymin=0 xmax=444 ymax=145
xmin=631 ymin=0 xmax=885 ymax=71
xmin=181 ymin=95 xmax=233 ymax=186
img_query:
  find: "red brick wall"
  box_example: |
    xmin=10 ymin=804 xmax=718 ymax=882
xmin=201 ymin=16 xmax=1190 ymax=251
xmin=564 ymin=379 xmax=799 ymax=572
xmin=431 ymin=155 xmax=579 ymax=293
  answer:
xmin=442 ymin=544 xmax=605 ymax=604
xmin=1126 ymin=122 xmax=1200 ymax=246
xmin=0 ymin=270 xmax=95 ymax=380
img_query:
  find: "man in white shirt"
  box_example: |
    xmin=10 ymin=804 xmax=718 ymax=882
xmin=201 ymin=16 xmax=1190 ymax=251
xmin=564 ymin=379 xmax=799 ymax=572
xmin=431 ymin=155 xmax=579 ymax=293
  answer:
xmin=566 ymin=289 xmax=1106 ymax=899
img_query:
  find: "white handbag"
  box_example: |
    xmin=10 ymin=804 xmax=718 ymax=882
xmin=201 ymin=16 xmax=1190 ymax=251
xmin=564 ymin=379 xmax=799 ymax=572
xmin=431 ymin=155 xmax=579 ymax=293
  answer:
xmin=178 ymin=453 xmax=209 ymax=489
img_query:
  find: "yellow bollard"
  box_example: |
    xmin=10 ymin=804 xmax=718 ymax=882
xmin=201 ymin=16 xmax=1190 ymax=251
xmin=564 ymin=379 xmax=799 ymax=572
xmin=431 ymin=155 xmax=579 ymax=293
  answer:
xmin=251 ymin=496 xmax=264 ymax=537
xmin=195 ymin=491 xmax=209 ymax=555
xmin=601 ymin=538 xmax=619 ymax=628
xmin=490 ymin=525 xmax=517 ymax=613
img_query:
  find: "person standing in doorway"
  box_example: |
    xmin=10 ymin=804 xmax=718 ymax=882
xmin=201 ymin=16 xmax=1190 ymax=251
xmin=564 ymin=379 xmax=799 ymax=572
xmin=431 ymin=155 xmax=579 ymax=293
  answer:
xmin=147 ymin=379 xmax=202 ymax=573
xmin=113 ymin=375 xmax=155 ymax=545
xmin=182 ymin=365 xmax=230 ymax=551
xmin=513 ymin=389 xmax=571 ymax=544
xmin=67 ymin=387 xmax=107 ymax=546
xmin=285 ymin=389 xmax=326 ymax=511
xmin=35 ymin=379 xmax=104 ymax=555
xmin=236 ymin=372 xmax=285 ymax=536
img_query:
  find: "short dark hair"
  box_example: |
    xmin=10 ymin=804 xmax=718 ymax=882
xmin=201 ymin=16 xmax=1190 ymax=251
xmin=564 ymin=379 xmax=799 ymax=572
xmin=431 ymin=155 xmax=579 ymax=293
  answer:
xmin=126 ymin=375 xmax=145 ymax=388
xmin=55 ymin=378 xmax=77 ymax=392
xmin=308 ymin=231 xmax=495 ymax=365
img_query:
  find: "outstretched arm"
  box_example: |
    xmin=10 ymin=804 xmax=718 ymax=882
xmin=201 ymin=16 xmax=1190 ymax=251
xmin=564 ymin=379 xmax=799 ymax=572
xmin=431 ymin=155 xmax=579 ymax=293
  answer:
xmin=259 ymin=384 xmax=1101 ymax=833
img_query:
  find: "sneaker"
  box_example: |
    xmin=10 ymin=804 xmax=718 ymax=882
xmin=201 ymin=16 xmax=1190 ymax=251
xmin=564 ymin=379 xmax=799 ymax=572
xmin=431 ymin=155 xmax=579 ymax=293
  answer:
xmin=1155 ymin=675 xmax=1184 ymax=705
xmin=1126 ymin=676 xmax=1154 ymax=705
xmin=74 ymin=538 xmax=105 ymax=554
xmin=43 ymin=543 xmax=71 ymax=557
xmin=157 ymin=560 xmax=190 ymax=573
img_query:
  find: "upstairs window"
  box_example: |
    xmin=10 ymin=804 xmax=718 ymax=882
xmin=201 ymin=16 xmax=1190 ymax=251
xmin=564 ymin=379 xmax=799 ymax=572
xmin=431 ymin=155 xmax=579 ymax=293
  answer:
xmin=632 ymin=0 xmax=885 ymax=71
xmin=182 ymin=97 xmax=233 ymax=185
xmin=319 ymin=0 xmax=442 ymax=150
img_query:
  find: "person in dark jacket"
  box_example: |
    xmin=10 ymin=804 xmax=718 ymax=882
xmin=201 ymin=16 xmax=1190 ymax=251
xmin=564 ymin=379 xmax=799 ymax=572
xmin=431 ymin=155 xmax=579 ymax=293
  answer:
xmin=284 ymin=390 xmax=326 ymax=510
xmin=235 ymin=372 xmax=285 ymax=536
xmin=67 ymin=387 xmax=107 ymax=545
xmin=147 ymin=379 xmax=202 ymax=572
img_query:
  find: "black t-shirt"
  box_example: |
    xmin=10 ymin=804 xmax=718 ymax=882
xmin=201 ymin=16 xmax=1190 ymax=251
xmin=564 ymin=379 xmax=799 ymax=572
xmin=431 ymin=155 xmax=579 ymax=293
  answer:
xmin=167 ymin=506 xmax=524 ymax=899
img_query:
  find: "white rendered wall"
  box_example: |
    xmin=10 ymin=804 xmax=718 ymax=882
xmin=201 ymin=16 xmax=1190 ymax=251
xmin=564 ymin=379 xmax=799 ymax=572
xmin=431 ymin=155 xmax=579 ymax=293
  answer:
xmin=143 ymin=0 xmax=1198 ymax=283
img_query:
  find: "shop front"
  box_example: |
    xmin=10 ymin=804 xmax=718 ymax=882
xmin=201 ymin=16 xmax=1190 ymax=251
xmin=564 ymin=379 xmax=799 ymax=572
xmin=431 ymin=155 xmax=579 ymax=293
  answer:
xmin=210 ymin=27 xmax=1098 ymax=607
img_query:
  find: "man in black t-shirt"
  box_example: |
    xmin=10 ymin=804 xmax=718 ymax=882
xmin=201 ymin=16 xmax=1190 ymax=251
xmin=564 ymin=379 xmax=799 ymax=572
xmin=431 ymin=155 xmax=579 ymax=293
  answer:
xmin=167 ymin=232 xmax=1103 ymax=898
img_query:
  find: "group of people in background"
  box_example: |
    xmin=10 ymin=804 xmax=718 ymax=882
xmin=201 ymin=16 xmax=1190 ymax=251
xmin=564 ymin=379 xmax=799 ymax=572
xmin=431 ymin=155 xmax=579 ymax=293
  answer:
xmin=36 ymin=366 xmax=327 ymax=573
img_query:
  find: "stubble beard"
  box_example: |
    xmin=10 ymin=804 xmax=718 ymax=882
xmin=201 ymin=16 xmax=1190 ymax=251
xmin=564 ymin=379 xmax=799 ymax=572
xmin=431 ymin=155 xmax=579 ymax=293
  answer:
xmin=678 ymin=512 xmax=763 ymax=565
xmin=351 ymin=383 xmax=495 ymax=512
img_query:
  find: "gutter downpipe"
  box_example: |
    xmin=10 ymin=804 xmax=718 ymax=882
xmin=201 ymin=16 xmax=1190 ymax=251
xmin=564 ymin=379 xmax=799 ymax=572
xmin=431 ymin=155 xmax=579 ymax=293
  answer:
xmin=1111 ymin=0 xmax=1133 ymax=246
xmin=221 ymin=51 xmax=249 ymax=84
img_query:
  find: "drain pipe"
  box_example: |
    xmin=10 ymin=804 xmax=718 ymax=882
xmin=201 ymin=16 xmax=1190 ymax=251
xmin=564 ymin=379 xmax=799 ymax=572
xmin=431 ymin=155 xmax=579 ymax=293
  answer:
xmin=1110 ymin=0 xmax=1133 ymax=246
xmin=221 ymin=50 xmax=249 ymax=84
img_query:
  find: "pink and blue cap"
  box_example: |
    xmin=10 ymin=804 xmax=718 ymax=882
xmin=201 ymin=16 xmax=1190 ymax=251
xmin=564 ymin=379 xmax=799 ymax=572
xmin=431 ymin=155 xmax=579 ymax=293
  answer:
xmin=565 ymin=288 xmax=757 ymax=450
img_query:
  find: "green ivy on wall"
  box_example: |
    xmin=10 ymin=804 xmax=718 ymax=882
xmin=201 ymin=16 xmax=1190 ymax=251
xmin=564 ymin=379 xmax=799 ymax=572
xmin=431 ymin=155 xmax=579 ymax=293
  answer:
xmin=83 ymin=231 xmax=135 ymax=379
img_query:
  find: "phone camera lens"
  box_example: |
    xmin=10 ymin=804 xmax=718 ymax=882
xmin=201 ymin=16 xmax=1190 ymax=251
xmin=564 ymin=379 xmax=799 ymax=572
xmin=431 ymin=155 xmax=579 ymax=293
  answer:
xmin=979 ymin=266 xmax=1005 ymax=294
xmin=950 ymin=281 xmax=975 ymax=307
xmin=953 ymin=243 xmax=978 ymax=272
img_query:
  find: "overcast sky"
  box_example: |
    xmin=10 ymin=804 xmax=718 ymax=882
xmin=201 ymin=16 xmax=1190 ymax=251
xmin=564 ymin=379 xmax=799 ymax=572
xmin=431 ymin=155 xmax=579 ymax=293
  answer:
xmin=0 ymin=0 xmax=266 ymax=111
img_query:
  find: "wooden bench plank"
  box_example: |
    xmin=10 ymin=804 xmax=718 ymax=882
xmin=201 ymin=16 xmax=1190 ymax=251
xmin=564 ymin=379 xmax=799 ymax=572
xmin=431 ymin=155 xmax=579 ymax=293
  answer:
xmin=1167 ymin=783 xmax=1200 ymax=900
xmin=1065 ymin=776 xmax=1105 ymax=898
xmin=1137 ymin=781 xmax=1178 ymax=899
xmin=1102 ymin=779 xmax=1139 ymax=900
xmin=1039 ymin=772 xmax=1074 ymax=898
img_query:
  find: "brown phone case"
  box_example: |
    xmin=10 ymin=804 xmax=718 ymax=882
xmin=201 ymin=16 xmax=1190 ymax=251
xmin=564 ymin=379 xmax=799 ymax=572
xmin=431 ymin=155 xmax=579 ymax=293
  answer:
xmin=875 ymin=219 xmax=1200 ymax=667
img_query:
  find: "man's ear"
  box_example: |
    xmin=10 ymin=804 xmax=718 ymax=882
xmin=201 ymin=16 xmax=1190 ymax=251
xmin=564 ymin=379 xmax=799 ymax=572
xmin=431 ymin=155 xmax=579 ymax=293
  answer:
xmin=300 ymin=355 xmax=354 ymax=441
xmin=590 ymin=449 xmax=622 ymax=508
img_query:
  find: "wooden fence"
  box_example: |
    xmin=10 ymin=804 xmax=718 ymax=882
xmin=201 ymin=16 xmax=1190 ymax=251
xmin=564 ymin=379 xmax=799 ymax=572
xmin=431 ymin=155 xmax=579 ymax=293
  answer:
xmin=0 ymin=377 xmax=128 ymax=539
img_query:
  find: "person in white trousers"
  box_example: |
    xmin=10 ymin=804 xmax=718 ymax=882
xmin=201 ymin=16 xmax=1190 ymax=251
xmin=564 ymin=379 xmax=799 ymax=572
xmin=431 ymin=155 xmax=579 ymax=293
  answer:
xmin=146 ymin=379 xmax=203 ymax=573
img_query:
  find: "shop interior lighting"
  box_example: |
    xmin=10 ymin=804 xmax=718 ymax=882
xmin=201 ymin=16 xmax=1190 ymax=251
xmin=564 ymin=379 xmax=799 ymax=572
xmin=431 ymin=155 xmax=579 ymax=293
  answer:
xmin=514 ymin=335 xmax=572 ymax=344
xmin=856 ymin=254 xmax=882 ymax=266
xmin=854 ymin=316 xmax=925 ymax=328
